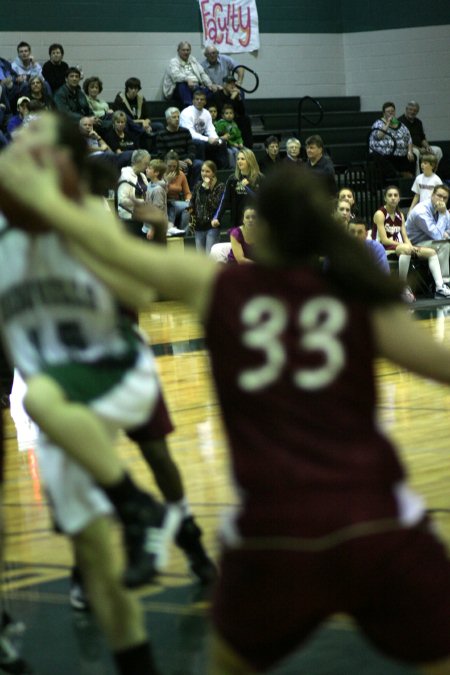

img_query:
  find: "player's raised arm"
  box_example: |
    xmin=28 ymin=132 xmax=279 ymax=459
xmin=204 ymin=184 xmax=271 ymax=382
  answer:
xmin=0 ymin=139 xmax=218 ymax=320
xmin=372 ymin=304 xmax=450 ymax=384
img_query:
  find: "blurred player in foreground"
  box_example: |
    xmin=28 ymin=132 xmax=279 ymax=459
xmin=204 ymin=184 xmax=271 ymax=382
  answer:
xmin=1 ymin=119 xmax=450 ymax=674
xmin=0 ymin=113 xmax=175 ymax=675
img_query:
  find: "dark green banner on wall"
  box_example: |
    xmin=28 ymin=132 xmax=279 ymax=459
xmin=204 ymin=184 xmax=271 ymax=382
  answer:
xmin=1 ymin=0 xmax=449 ymax=33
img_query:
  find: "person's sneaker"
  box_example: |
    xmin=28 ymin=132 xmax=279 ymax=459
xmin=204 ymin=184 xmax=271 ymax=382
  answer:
xmin=69 ymin=568 xmax=90 ymax=612
xmin=167 ymin=226 xmax=185 ymax=237
xmin=0 ymin=613 xmax=33 ymax=674
xmin=175 ymin=516 xmax=217 ymax=585
xmin=401 ymin=285 xmax=416 ymax=303
xmin=121 ymin=494 xmax=169 ymax=589
xmin=435 ymin=284 xmax=450 ymax=298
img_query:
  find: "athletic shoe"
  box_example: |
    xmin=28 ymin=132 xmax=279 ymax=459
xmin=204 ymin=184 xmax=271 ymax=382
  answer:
xmin=401 ymin=286 xmax=416 ymax=303
xmin=69 ymin=572 xmax=90 ymax=612
xmin=167 ymin=226 xmax=185 ymax=237
xmin=176 ymin=516 xmax=217 ymax=585
xmin=435 ymin=284 xmax=450 ymax=298
xmin=122 ymin=495 xmax=168 ymax=589
xmin=0 ymin=614 xmax=32 ymax=674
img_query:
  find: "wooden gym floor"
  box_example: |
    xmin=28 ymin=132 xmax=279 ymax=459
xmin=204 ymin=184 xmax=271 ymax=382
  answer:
xmin=1 ymin=300 xmax=450 ymax=674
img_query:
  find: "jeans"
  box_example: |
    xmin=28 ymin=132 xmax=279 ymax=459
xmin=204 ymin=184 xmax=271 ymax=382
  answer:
xmin=195 ymin=228 xmax=221 ymax=254
xmin=167 ymin=200 xmax=190 ymax=230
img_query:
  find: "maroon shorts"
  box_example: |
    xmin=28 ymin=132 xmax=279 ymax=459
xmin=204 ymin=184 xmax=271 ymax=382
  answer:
xmin=126 ymin=390 xmax=174 ymax=443
xmin=212 ymin=518 xmax=450 ymax=671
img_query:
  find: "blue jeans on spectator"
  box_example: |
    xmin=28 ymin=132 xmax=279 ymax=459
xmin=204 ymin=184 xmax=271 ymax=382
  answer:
xmin=168 ymin=200 xmax=190 ymax=230
xmin=195 ymin=228 xmax=220 ymax=254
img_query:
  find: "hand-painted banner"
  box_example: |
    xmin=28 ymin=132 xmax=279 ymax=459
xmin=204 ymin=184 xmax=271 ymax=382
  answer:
xmin=198 ymin=0 xmax=260 ymax=53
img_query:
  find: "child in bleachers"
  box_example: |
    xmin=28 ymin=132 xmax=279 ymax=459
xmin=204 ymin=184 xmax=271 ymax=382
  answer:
xmin=213 ymin=104 xmax=244 ymax=169
xmin=143 ymin=159 xmax=167 ymax=239
xmin=409 ymin=153 xmax=442 ymax=212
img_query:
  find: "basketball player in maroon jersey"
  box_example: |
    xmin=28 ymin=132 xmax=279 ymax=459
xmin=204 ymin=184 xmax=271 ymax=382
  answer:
xmin=2 ymin=139 xmax=450 ymax=674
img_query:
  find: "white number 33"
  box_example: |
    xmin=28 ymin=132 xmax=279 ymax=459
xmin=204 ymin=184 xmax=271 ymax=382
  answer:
xmin=238 ymin=295 xmax=347 ymax=392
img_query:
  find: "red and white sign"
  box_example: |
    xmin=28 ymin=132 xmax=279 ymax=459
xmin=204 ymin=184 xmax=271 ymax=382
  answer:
xmin=198 ymin=0 xmax=260 ymax=53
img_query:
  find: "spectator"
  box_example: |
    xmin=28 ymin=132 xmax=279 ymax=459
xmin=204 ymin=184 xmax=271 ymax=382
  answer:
xmin=348 ymin=219 xmax=390 ymax=273
xmin=373 ymin=185 xmax=448 ymax=301
xmin=227 ymin=205 xmax=257 ymax=264
xmin=78 ymin=116 xmax=112 ymax=155
xmin=164 ymin=151 xmax=191 ymax=231
xmin=117 ymin=148 xmax=151 ymax=231
xmin=213 ymin=76 xmax=252 ymax=148
xmin=42 ymin=43 xmax=68 ymax=94
xmin=11 ymin=42 xmax=42 ymax=85
xmin=113 ymin=77 xmax=152 ymax=133
xmin=145 ymin=160 xmax=184 ymax=239
xmin=102 ymin=110 xmax=139 ymax=155
xmin=155 ymin=106 xmax=201 ymax=185
xmin=0 ymin=77 xmax=12 ymax=133
xmin=409 ymin=154 xmax=443 ymax=212
xmin=201 ymin=46 xmax=244 ymax=89
xmin=259 ymin=135 xmax=282 ymax=174
xmin=212 ymin=148 xmax=263 ymax=229
xmin=399 ymin=101 xmax=443 ymax=174
xmin=284 ymin=137 xmax=302 ymax=166
xmin=6 ymin=96 xmax=30 ymax=137
xmin=305 ymin=134 xmax=336 ymax=193
xmin=54 ymin=67 xmax=94 ymax=121
xmin=335 ymin=198 xmax=352 ymax=227
xmin=179 ymin=89 xmax=228 ymax=169
xmin=189 ymin=160 xmax=225 ymax=253
xmin=406 ymin=184 xmax=450 ymax=281
xmin=25 ymin=75 xmax=54 ymax=110
xmin=369 ymin=101 xmax=415 ymax=179
xmin=113 ymin=77 xmax=163 ymax=153
xmin=214 ymin=103 xmax=244 ymax=168
xmin=162 ymin=42 xmax=215 ymax=107
xmin=83 ymin=76 xmax=113 ymax=124
xmin=338 ymin=186 xmax=359 ymax=220
xmin=0 ymin=57 xmax=17 ymax=104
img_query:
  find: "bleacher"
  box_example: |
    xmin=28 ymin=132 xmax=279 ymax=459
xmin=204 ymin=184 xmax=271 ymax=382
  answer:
xmin=139 ymin=93 xmax=450 ymax=245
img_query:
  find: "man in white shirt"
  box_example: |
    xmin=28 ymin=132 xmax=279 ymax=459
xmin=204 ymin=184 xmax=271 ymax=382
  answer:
xmin=179 ymin=90 xmax=228 ymax=168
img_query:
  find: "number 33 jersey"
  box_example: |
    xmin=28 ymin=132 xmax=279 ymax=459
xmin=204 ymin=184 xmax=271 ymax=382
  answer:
xmin=0 ymin=218 xmax=138 ymax=377
xmin=205 ymin=264 xmax=406 ymax=538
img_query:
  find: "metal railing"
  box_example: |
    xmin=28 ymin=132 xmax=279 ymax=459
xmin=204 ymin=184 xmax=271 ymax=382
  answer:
xmin=297 ymin=96 xmax=323 ymax=137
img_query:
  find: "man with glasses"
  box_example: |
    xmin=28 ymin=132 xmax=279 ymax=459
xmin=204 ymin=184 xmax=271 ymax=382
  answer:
xmin=201 ymin=47 xmax=244 ymax=89
xmin=406 ymin=184 xmax=450 ymax=284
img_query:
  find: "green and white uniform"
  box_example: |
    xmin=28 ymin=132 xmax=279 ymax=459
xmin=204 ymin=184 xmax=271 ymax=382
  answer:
xmin=0 ymin=215 xmax=158 ymax=533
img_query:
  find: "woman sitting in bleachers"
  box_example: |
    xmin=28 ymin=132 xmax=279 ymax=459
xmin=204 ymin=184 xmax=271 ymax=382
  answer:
xmin=102 ymin=110 xmax=139 ymax=155
xmin=164 ymin=151 xmax=191 ymax=232
xmin=212 ymin=148 xmax=263 ymax=231
xmin=83 ymin=76 xmax=113 ymax=125
xmin=373 ymin=185 xmax=450 ymax=302
xmin=227 ymin=205 xmax=257 ymax=264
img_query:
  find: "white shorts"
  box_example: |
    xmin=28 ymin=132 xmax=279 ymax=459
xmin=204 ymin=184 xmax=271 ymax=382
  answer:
xmin=36 ymin=345 xmax=159 ymax=535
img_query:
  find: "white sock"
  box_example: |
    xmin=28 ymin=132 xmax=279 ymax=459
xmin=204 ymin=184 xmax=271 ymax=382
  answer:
xmin=169 ymin=497 xmax=191 ymax=518
xmin=428 ymin=254 xmax=444 ymax=288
